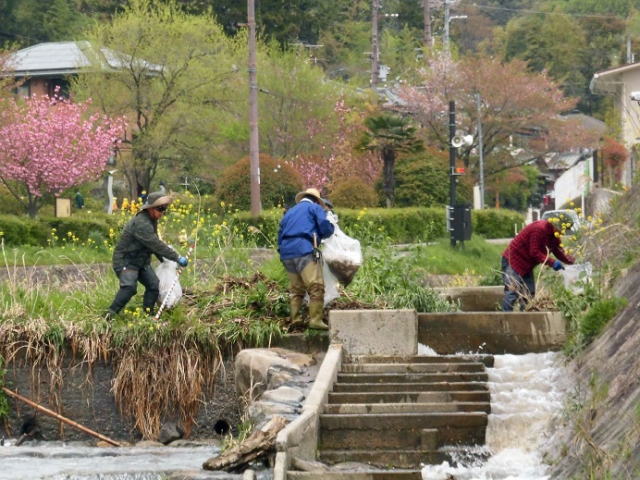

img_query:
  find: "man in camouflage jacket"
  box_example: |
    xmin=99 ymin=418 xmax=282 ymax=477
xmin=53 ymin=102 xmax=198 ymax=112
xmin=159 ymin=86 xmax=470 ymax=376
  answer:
xmin=107 ymin=192 xmax=188 ymax=318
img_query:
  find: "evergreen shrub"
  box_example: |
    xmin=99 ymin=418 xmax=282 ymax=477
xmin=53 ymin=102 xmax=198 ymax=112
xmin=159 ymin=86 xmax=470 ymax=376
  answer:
xmin=0 ymin=215 xmax=49 ymax=246
xmin=0 ymin=214 xmax=120 ymax=247
xmin=45 ymin=215 xmax=120 ymax=244
xmin=386 ymin=149 xmax=474 ymax=208
xmin=0 ymin=185 xmax=27 ymax=216
xmin=217 ymin=154 xmax=303 ymax=211
xmin=472 ymin=209 xmax=525 ymax=239
xmin=329 ymin=177 xmax=377 ymax=209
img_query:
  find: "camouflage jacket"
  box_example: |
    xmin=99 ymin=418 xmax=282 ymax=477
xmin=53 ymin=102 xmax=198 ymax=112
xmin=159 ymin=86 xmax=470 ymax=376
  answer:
xmin=112 ymin=210 xmax=179 ymax=270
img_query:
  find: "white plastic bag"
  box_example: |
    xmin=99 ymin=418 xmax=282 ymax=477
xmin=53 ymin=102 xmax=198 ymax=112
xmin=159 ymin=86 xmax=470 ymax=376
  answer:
xmin=322 ymin=224 xmax=363 ymax=286
xmin=326 ymin=211 xmax=339 ymax=225
xmin=561 ymin=262 xmax=593 ymax=294
xmin=322 ymin=260 xmax=340 ymax=306
xmin=156 ymin=260 xmax=183 ymax=308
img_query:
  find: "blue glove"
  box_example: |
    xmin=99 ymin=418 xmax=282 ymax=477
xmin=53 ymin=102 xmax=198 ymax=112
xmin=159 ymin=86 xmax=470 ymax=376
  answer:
xmin=177 ymin=256 xmax=189 ymax=267
xmin=553 ymin=260 xmax=564 ymax=271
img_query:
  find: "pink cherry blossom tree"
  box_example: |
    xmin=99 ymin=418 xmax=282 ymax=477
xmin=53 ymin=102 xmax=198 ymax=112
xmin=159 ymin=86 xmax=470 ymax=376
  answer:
xmin=0 ymin=90 xmax=125 ymax=217
xmin=287 ymin=96 xmax=380 ymax=194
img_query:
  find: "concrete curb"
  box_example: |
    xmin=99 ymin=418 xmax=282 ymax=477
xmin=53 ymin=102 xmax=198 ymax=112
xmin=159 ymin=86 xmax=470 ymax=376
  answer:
xmin=274 ymin=344 xmax=343 ymax=480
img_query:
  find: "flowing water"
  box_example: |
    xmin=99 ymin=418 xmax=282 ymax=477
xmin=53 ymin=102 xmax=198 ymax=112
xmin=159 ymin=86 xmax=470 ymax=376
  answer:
xmin=419 ymin=349 xmax=573 ymax=480
xmin=0 ymin=441 xmax=273 ymax=479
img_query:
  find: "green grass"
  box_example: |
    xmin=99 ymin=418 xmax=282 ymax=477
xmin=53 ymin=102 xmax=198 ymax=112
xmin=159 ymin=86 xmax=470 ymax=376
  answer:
xmin=0 ymin=244 xmax=112 ymax=266
xmin=0 ymin=235 xmax=506 ymax=277
xmin=402 ymin=235 xmax=506 ymax=276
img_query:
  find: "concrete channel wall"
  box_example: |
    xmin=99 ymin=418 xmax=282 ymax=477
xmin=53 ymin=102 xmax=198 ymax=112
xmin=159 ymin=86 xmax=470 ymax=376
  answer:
xmin=434 ymin=286 xmax=504 ymax=312
xmin=418 ymin=311 xmax=567 ymax=355
xmin=274 ymin=345 xmax=343 ymax=478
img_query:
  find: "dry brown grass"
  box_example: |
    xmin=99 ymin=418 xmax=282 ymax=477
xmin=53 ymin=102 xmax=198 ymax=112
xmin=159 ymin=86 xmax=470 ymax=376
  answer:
xmin=111 ymin=339 xmax=222 ymax=439
xmin=0 ymin=317 xmax=226 ymax=440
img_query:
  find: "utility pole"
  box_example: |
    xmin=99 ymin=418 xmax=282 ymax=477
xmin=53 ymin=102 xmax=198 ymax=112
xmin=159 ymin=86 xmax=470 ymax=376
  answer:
xmin=371 ymin=0 xmax=379 ymax=92
xmin=424 ymin=0 xmax=431 ymax=49
xmin=248 ymin=0 xmax=261 ymax=216
xmin=476 ymin=93 xmax=485 ymax=209
xmin=443 ymin=0 xmax=467 ymax=56
xmin=444 ymin=0 xmax=450 ymax=54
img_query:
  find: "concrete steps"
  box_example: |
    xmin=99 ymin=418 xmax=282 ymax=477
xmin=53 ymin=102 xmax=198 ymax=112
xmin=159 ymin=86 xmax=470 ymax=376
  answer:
xmin=316 ymin=355 xmax=491 ymax=471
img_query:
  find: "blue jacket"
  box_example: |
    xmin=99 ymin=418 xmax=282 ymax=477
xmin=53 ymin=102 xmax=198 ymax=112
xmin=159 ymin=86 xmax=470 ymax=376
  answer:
xmin=278 ymin=199 xmax=335 ymax=260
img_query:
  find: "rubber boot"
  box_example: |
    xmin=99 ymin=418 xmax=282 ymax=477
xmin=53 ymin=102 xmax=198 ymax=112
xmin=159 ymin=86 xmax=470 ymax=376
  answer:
xmin=290 ymin=296 xmax=303 ymax=323
xmin=308 ymin=300 xmax=328 ymax=330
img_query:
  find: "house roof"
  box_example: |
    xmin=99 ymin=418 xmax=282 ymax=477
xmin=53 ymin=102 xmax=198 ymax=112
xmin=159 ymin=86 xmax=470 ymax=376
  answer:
xmin=590 ymin=61 xmax=640 ymax=93
xmin=7 ymin=41 xmax=158 ymax=77
xmin=547 ymin=152 xmax=589 ymax=170
xmin=9 ymin=41 xmax=97 ymax=76
xmin=561 ymin=112 xmax=606 ymax=136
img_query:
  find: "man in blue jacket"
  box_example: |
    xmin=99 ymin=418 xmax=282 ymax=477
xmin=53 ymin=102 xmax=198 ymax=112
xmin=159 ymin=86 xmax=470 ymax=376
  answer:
xmin=278 ymin=188 xmax=335 ymax=330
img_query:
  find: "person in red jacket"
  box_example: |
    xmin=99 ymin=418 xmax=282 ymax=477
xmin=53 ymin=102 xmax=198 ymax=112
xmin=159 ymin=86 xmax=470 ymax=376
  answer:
xmin=501 ymin=219 xmax=575 ymax=311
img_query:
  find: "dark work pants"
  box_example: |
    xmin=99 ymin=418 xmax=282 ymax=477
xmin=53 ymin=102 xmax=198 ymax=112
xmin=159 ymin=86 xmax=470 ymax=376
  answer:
xmin=501 ymin=256 xmax=536 ymax=312
xmin=108 ymin=265 xmax=160 ymax=315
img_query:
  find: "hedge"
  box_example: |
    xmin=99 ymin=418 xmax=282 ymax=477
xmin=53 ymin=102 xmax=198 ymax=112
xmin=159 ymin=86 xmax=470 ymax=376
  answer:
xmin=0 ymin=207 xmax=525 ymax=248
xmin=0 ymin=214 xmax=121 ymax=247
xmin=233 ymin=207 xmax=525 ymax=246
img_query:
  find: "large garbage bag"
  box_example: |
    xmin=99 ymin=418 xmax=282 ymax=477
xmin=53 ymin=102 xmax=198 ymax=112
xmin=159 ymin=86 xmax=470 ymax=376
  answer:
xmin=322 ymin=224 xmax=362 ymax=286
xmin=156 ymin=260 xmax=183 ymax=308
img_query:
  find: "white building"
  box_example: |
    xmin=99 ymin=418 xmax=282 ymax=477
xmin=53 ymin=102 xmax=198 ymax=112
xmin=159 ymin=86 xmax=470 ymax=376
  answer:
xmin=590 ymin=62 xmax=640 ymax=185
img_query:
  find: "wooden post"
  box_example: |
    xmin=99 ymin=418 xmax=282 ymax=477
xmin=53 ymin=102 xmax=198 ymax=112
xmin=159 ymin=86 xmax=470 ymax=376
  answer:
xmin=3 ymin=387 xmax=122 ymax=447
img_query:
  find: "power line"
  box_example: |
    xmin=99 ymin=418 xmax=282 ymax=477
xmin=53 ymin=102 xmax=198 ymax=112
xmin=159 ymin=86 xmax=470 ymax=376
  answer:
xmin=459 ymin=3 xmax=625 ymax=20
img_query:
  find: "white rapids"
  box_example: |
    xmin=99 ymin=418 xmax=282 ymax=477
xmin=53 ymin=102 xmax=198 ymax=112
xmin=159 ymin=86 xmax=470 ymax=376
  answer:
xmin=419 ymin=349 xmax=573 ymax=480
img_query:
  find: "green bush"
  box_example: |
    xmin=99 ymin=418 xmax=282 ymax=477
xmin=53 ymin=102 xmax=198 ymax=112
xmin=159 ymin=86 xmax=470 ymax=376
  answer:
xmin=579 ymin=297 xmax=627 ymax=342
xmin=0 ymin=215 xmax=49 ymax=246
xmin=45 ymin=215 xmax=120 ymax=244
xmin=472 ymin=209 xmax=525 ymax=239
xmin=393 ymin=150 xmax=471 ymax=207
xmin=0 ymin=185 xmax=27 ymax=216
xmin=0 ymin=214 xmax=121 ymax=247
xmin=329 ymin=177 xmax=377 ymax=209
xmin=217 ymin=154 xmax=303 ymax=211
xmin=339 ymin=207 xmax=446 ymax=243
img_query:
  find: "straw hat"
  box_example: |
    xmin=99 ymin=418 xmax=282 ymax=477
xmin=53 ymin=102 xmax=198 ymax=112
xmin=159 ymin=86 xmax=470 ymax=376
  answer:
xmin=140 ymin=191 xmax=173 ymax=210
xmin=295 ymin=188 xmax=326 ymax=208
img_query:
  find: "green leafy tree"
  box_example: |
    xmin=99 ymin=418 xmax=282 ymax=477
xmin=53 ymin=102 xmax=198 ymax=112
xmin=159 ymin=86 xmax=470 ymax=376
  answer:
xmin=43 ymin=0 xmax=88 ymax=41
xmin=393 ymin=148 xmax=472 ymax=208
xmin=496 ymin=12 xmax=588 ymax=100
xmin=72 ymin=0 xmax=243 ymax=199
xmin=356 ymin=114 xmax=425 ymax=208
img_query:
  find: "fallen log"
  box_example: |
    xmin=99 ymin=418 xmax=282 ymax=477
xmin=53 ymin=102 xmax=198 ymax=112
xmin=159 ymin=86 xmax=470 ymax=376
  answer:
xmin=202 ymin=415 xmax=287 ymax=472
xmin=2 ymin=387 xmax=122 ymax=447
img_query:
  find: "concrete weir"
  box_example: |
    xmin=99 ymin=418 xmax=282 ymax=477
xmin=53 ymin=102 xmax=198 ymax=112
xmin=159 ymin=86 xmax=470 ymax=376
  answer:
xmin=419 ymin=311 xmax=567 ymax=355
xmin=275 ymin=307 xmax=567 ymax=479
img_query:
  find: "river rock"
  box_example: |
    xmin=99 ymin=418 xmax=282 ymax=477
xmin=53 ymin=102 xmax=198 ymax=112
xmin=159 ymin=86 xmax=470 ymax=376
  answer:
xmin=159 ymin=420 xmax=185 ymax=444
xmin=248 ymin=400 xmax=300 ymax=425
xmin=235 ymin=349 xmax=306 ymax=400
xmin=261 ymin=386 xmax=305 ymax=404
